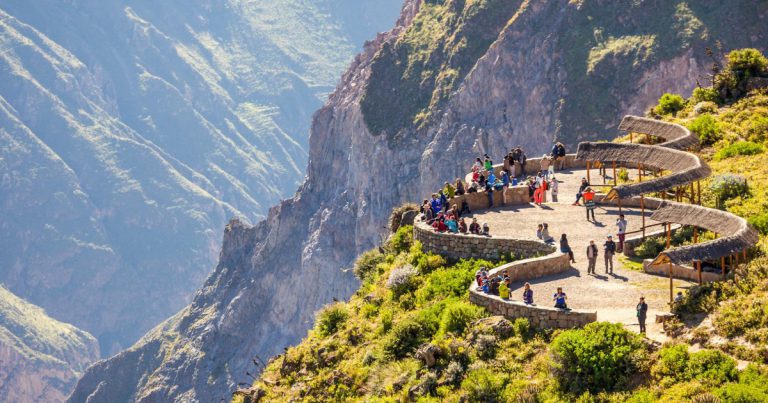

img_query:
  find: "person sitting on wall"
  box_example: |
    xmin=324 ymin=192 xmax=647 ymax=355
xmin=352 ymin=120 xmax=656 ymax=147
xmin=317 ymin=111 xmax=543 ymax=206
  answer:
xmin=489 ymin=277 xmax=500 ymax=295
xmin=439 ymin=190 xmax=448 ymax=212
xmin=556 ymin=142 xmax=566 ymax=170
xmin=482 ymin=277 xmax=490 ymax=294
xmin=469 ymin=218 xmax=481 ymax=235
xmin=449 ymin=204 xmax=460 ymax=219
xmin=499 ymin=278 xmax=509 ymax=299
xmin=458 ymin=217 xmax=468 ymax=234
xmin=482 ymin=222 xmax=491 ymax=236
xmin=455 ymin=178 xmax=466 ymax=196
xmin=460 ymin=200 xmax=471 ymax=216
xmin=485 ymin=180 xmax=494 ymax=208
xmin=467 ymin=181 xmax=479 ymax=193
xmin=432 ymin=213 xmax=447 ymax=232
xmin=430 ymin=193 xmax=442 ymax=215
xmin=484 ymin=154 xmax=493 ymax=171
xmin=475 ymin=269 xmax=483 ymax=288
xmin=541 ymin=223 xmax=554 ymax=244
xmin=560 ymin=233 xmax=576 ymax=263
xmin=523 ymin=282 xmax=534 ymax=305
xmin=553 ymin=287 xmax=568 ymax=309
xmin=473 ymin=157 xmax=483 ymax=172
xmin=502 ymin=154 xmax=512 ymax=176
xmin=536 ymin=224 xmax=544 ymax=240
xmin=443 ymin=181 xmax=456 ymax=199
xmin=478 ymin=172 xmax=486 ymax=188
xmin=573 ymin=177 xmax=590 ymax=206
xmin=423 ymin=203 xmax=434 ymax=224
xmin=445 ymin=215 xmax=459 ymax=233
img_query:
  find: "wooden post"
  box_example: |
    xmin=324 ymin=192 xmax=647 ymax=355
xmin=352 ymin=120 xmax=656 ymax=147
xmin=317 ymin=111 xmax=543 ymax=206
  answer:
xmin=669 ymin=261 xmax=674 ymax=307
xmin=697 ymin=181 xmax=702 ymax=205
xmin=638 ymin=163 xmax=643 ymax=182
xmin=630 ymin=132 xmax=634 ymax=143
xmin=612 ymin=161 xmax=617 ymax=186
xmin=690 ymin=182 xmax=695 ymax=204
xmin=641 ymin=195 xmax=646 ymax=238
xmin=587 ymin=160 xmax=591 ymax=183
xmin=696 ymin=260 xmax=702 ymax=285
xmin=721 ymin=256 xmax=726 ymax=280
xmin=743 ymin=249 xmax=748 ymax=263
xmin=693 ymin=227 xmax=698 ymax=244
xmin=666 ymin=223 xmax=671 ymax=249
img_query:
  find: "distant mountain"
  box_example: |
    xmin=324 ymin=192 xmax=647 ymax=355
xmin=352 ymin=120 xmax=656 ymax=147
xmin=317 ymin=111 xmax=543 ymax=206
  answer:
xmin=0 ymin=285 xmax=99 ymax=403
xmin=0 ymin=0 xmax=401 ymax=355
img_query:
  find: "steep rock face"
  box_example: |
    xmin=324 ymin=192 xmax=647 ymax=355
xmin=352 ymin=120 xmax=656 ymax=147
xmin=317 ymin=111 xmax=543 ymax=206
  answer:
xmin=0 ymin=286 xmax=99 ymax=403
xmin=71 ymin=1 xmax=767 ymax=402
xmin=0 ymin=0 xmax=401 ymax=354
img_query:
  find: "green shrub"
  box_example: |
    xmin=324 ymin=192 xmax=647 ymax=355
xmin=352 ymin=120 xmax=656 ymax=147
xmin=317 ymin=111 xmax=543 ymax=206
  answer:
xmin=714 ymin=141 xmax=763 ymax=161
xmin=386 ymin=264 xmax=418 ymax=298
xmin=354 ymin=250 xmax=385 ymax=281
xmin=709 ymin=174 xmax=749 ymax=207
xmin=461 ymin=368 xmax=507 ymax=402
xmin=387 ymin=225 xmax=414 ymax=254
xmin=416 ymin=264 xmax=474 ymax=305
xmin=692 ymin=87 xmax=720 ymax=104
xmin=716 ymin=383 xmax=768 ymax=402
xmin=438 ymin=300 xmax=484 ymax=336
xmin=652 ymin=344 xmax=691 ymax=387
xmin=688 ymin=114 xmax=721 ymax=145
xmin=389 ymin=203 xmax=418 ymax=233
xmin=656 ymin=93 xmax=686 ymax=115
xmin=512 ymin=317 xmax=531 ymax=340
xmin=415 ymin=253 xmax=446 ymax=274
xmin=316 ymin=303 xmax=349 ymax=336
xmin=634 ymin=236 xmax=665 ymax=259
xmin=382 ymin=318 xmax=424 ymax=359
xmin=747 ymin=115 xmax=768 ymax=143
xmin=687 ymin=349 xmax=738 ymax=385
xmin=550 ymin=322 xmax=648 ymax=394
xmin=617 ymin=168 xmax=630 ymax=182
xmin=727 ymin=48 xmax=768 ymax=76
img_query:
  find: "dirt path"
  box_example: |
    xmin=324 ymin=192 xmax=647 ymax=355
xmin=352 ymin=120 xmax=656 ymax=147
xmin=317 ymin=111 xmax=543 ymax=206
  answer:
xmin=470 ymin=168 xmax=695 ymax=340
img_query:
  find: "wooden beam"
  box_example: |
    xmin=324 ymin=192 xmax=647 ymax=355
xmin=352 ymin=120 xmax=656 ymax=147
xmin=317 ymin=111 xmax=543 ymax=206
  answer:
xmin=696 ymin=260 xmax=702 ymax=285
xmin=666 ymin=223 xmax=671 ymax=249
xmin=693 ymin=227 xmax=698 ymax=244
xmin=612 ymin=161 xmax=617 ymax=186
xmin=721 ymin=256 xmax=726 ymax=280
xmin=587 ymin=160 xmax=591 ymax=183
xmin=669 ymin=261 xmax=674 ymax=308
xmin=641 ymin=195 xmax=646 ymax=238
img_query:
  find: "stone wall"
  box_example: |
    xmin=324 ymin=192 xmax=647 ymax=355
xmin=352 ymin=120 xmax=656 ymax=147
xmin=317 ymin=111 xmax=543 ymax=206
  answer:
xmin=413 ymin=221 xmax=554 ymax=261
xmin=445 ymin=186 xmax=530 ymax=212
xmin=469 ymin=290 xmax=597 ymax=329
xmin=643 ymin=259 xmax=722 ymax=283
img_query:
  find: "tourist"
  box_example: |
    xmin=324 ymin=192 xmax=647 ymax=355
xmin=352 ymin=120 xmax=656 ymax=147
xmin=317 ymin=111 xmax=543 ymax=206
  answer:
xmin=432 ymin=215 xmax=447 ymax=232
xmin=536 ymin=224 xmax=544 ymax=240
xmin=487 ymin=170 xmax=497 ymax=187
xmin=604 ymin=235 xmax=616 ymax=274
xmin=445 ymin=216 xmax=458 ymax=233
xmin=583 ymin=187 xmax=597 ymax=221
xmin=458 ymin=217 xmax=468 ymax=234
xmin=482 ymin=222 xmax=490 ymax=236
xmin=420 ymin=199 xmax=428 ymax=214
xmin=444 ymin=181 xmax=456 ymax=199
xmin=509 ymin=152 xmax=517 ymax=178
xmin=478 ymin=172 xmax=486 ymax=188
xmin=518 ymin=148 xmax=527 ymax=175
xmin=439 ymin=190 xmax=448 ymax=211
xmin=460 ymin=200 xmax=471 ymax=216
xmin=430 ymin=193 xmax=442 ymax=215
xmin=539 ymin=172 xmax=548 ymax=204
xmin=503 ymin=154 xmax=512 ymax=176
xmin=486 ymin=181 xmax=494 ymax=208
xmin=484 ymin=154 xmax=493 ymax=171
xmin=560 ymin=233 xmax=575 ymax=262
xmin=523 ymin=282 xmax=534 ymax=304
xmin=467 ymin=181 xmax=479 ymax=193
xmin=423 ymin=204 xmax=434 ymax=224
xmin=555 ymin=142 xmax=566 ymax=170
xmin=553 ymin=287 xmax=568 ymax=309
xmin=499 ymin=278 xmax=509 ymax=299
xmin=540 ymin=155 xmax=551 ymax=179
xmin=542 ymin=223 xmax=554 ymax=244
xmin=637 ymin=297 xmax=648 ymax=334
xmin=549 ymin=176 xmax=559 ymax=203
xmin=474 ymin=157 xmax=483 ymax=172
xmin=489 ymin=277 xmax=500 ymax=295
xmin=482 ymin=277 xmax=490 ymax=294
xmin=616 ymin=214 xmax=627 ymax=252
xmin=455 ymin=178 xmax=466 ymax=196
xmin=586 ymin=239 xmax=598 ymax=274
xmin=501 ymin=170 xmax=510 ymax=188
xmin=573 ymin=177 xmax=590 ymax=206
xmin=527 ymin=177 xmax=536 ymax=202
xmin=475 ymin=269 xmax=483 ymax=287
xmin=449 ymin=204 xmax=460 ymax=219
xmin=469 ymin=218 xmax=481 ymax=235
xmin=674 ymin=291 xmax=684 ymax=305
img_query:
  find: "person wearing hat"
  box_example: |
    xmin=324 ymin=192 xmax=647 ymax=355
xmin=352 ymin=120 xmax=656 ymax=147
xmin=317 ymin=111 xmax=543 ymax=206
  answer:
xmin=573 ymin=177 xmax=590 ymax=206
xmin=586 ymin=239 xmax=598 ymax=274
xmin=637 ymin=297 xmax=648 ymax=334
xmin=604 ymin=235 xmax=616 ymax=274
xmin=583 ymin=187 xmax=597 ymax=221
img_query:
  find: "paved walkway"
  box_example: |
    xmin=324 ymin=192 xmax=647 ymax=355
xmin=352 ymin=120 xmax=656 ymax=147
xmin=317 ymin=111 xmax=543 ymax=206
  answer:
xmin=470 ymin=168 xmax=695 ymax=340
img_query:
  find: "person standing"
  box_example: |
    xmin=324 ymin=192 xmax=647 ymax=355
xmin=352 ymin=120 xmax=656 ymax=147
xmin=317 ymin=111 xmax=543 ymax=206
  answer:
xmin=616 ymin=214 xmax=627 ymax=252
xmin=556 ymin=142 xmax=566 ymax=170
xmin=637 ymin=297 xmax=648 ymax=334
xmin=540 ymin=155 xmax=551 ymax=179
xmin=583 ymin=187 xmax=597 ymax=221
xmin=604 ymin=235 xmax=616 ymax=274
xmin=586 ymin=239 xmax=598 ymax=274
xmin=549 ymin=176 xmax=559 ymax=203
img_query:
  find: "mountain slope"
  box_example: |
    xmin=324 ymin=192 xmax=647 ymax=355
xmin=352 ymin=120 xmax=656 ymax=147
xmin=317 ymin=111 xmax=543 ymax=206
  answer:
xmin=71 ymin=1 xmax=768 ymax=402
xmin=0 ymin=0 xmax=401 ymax=354
xmin=0 ymin=285 xmax=99 ymax=403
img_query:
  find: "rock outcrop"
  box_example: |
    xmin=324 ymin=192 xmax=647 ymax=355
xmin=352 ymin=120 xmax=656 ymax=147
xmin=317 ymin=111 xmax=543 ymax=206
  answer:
xmin=0 ymin=286 xmax=99 ymax=403
xmin=70 ymin=1 xmax=767 ymax=401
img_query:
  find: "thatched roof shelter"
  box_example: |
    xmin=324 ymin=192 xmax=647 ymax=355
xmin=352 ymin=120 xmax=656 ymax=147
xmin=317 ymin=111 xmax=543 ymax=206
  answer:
xmin=618 ymin=115 xmax=699 ymax=150
xmin=650 ymin=201 xmax=759 ymax=265
xmin=575 ymin=142 xmax=711 ymax=200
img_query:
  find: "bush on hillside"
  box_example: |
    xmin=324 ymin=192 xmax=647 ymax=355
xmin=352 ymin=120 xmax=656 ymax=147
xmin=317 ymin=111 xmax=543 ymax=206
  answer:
xmin=386 ymin=264 xmax=418 ymax=298
xmin=550 ymin=322 xmax=649 ymax=394
xmin=716 ymin=383 xmax=768 ymax=403
xmin=460 ymin=368 xmax=507 ymax=402
xmin=747 ymin=115 xmax=768 ymax=143
xmin=354 ymin=249 xmax=385 ymax=281
xmin=652 ymin=344 xmax=691 ymax=387
xmin=692 ymin=87 xmax=720 ymax=104
xmin=687 ymin=349 xmax=738 ymax=385
xmin=438 ymin=300 xmax=484 ymax=336
xmin=688 ymin=114 xmax=721 ymax=145
xmin=388 ymin=225 xmax=414 ymax=254
xmin=382 ymin=318 xmax=425 ymax=359
xmin=634 ymin=236 xmax=665 ymax=259
xmin=656 ymin=93 xmax=686 ymax=115
xmin=709 ymin=174 xmax=749 ymax=208
xmin=714 ymin=141 xmax=763 ymax=161
xmin=316 ymin=303 xmax=349 ymax=336
xmin=727 ymin=48 xmax=768 ymax=76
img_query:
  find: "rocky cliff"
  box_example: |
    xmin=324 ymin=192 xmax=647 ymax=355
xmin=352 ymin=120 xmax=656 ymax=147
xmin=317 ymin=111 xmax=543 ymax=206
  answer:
xmin=70 ymin=1 xmax=767 ymax=401
xmin=0 ymin=285 xmax=99 ymax=403
xmin=0 ymin=0 xmax=401 ymax=355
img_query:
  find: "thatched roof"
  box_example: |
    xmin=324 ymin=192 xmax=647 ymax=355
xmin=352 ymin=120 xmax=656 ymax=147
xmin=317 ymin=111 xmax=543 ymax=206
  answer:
xmin=618 ymin=115 xmax=699 ymax=150
xmin=575 ymin=142 xmax=711 ymax=200
xmin=650 ymin=201 xmax=760 ymax=265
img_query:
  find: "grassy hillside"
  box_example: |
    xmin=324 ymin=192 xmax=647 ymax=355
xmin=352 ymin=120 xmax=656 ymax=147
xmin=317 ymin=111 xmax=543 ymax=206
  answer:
xmin=238 ymin=49 xmax=768 ymax=402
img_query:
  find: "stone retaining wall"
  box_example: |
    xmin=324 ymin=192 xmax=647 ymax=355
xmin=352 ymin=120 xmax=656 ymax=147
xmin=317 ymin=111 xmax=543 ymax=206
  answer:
xmin=469 ymin=289 xmax=597 ymax=328
xmin=643 ymin=259 xmax=722 ymax=283
xmin=413 ymin=221 xmax=553 ymax=261
xmin=446 ymin=186 xmax=529 ymax=212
